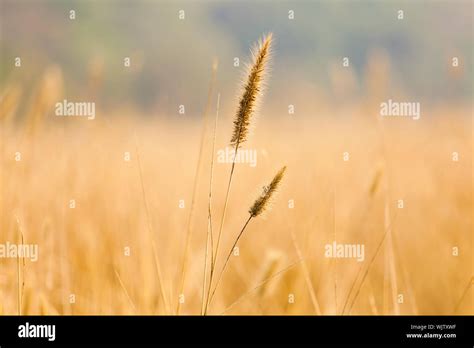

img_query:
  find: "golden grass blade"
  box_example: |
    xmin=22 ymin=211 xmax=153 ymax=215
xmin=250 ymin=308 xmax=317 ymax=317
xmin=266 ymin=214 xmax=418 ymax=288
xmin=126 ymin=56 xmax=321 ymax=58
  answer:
xmin=0 ymin=84 xmax=22 ymax=124
xmin=201 ymin=92 xmax=220 ymax=315
xmin=454 ymin=277 xmax=473 ymax=313
xmin=114 ymin=269 xmax=137 ymax=313
xmin=15 ymin=216 xmax=25 ymax=316
xmin=289 ymin=227 xmax=322 ymax=314
xmin=177 ymin=59 xmax=218 ymax=315
xmin=342 ymin=210 xmax=399 ymax=315
xmin=134 ymin=135 xmax=169 ymax=314
xmin=220 ymin=259 xmax=302 ymax=315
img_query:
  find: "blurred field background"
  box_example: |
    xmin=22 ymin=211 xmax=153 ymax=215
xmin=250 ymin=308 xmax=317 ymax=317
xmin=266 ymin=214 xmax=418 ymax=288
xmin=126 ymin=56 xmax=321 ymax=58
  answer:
xmin=0 ymin=0 xmax=472 ymax=315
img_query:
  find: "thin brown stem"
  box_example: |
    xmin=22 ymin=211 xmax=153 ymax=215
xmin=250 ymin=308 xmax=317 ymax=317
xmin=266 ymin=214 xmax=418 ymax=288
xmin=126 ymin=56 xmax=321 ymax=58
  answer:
xmin=204 ymin=139 xmax=239 ymax=314
xmin=135 ymin=135 xmax=169 ymax=314
xmin=114 ymin=269 xmax=137 ymax=313
xmin=201 ymin=92 xmax=220 ymax=315
xmin=177 ymin=60 xmax=218 ymax=315
xmin=207 ymin=215 xmax=252 ymax=311
xmin=289 ymin=227 xmax=321 ymax=314
xmin=213 ymin=149 xmax=238 ymax=266
xmin=220 ymin=259 xmax=302 ymax=315
xmin=454 ymin=276 xmax=473 ymax=313
xmin=343 ymin=211 xmax=398 ymax=315
xmin=16 ymin=216 xmax=25 ymax=315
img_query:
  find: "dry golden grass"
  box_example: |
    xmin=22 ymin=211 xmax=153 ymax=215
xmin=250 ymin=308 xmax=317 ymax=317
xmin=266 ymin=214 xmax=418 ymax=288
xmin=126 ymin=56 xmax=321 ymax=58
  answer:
xmin=0 ymin=41 xmax=472 ymax=316
xmin=203 ymin=34 xmax=274 ymax=314
xmin=0 ymin=106 xmax=471 ymax=315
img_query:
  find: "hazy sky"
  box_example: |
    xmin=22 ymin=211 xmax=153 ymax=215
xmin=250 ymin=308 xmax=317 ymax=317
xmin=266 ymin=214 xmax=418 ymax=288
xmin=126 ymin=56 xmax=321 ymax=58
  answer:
xmin=1 ymin=0 xmax=472 ymax=113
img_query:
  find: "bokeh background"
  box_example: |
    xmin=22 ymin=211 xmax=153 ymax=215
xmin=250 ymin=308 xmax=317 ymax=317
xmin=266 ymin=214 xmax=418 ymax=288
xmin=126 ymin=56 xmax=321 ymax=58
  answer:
xmin=0 ymin=0 xmax=472 ymax=315
xmin=1 ymin=0 xmax=472 ymax=113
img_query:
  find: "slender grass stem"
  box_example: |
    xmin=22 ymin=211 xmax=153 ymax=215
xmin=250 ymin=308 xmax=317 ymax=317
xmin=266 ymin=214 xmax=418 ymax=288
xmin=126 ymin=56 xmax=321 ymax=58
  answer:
xmin=208 ymin=215 xmax=252 ymax=308
xmin=201 ymin=93 xmax=220 ymax=315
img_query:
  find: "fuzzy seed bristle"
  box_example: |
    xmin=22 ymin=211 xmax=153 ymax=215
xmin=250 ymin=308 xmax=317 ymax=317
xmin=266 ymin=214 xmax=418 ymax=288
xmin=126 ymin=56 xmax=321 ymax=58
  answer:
xmin=249 ymin=165 xmax=286 ymax=217
xmin=230 ymin=33 xmax=272 ymax=148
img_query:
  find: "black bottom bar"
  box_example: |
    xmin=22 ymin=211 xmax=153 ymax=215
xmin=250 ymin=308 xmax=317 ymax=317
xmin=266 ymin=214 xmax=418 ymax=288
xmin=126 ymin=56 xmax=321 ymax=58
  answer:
xmin=0 ymin=315 xmax=472 ymax=346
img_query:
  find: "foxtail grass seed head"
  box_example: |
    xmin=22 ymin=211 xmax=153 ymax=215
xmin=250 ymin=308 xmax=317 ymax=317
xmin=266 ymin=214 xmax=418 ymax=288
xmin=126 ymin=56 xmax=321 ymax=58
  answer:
xmin=231 ymin=33 xmax=272 ymax=148
xmin=249 ymin=165 xmax=286 ymax=217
